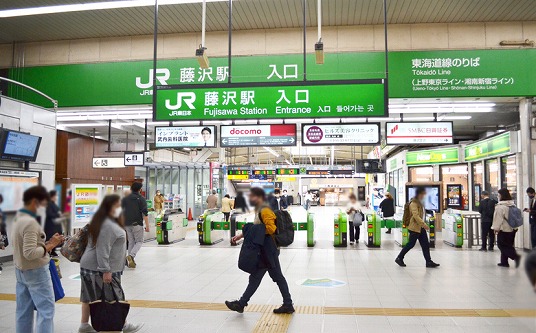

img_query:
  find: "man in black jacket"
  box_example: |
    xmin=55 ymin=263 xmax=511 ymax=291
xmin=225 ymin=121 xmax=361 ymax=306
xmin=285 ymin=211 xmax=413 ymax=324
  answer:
xmin=234 ymin=191 xmax=249 ymax=213
xmin=269 ymin=188 xmax=288 ymax=211
xmin=524 ymin=187 xmax=536 ymax=249
xmin=478 ymin=191 xmax=496 ymax=251
xmin=122 ymin=182 xmax=149 ymax=268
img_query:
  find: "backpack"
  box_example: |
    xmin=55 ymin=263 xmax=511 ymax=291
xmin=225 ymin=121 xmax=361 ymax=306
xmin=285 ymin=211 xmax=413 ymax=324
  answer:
xmin=259 ymin=208 xmax=295 ymax=247
xmin=507 ymin=206 xmax=524 ymax=228
xmin=60 ymin=224 xmax=89 ymax=262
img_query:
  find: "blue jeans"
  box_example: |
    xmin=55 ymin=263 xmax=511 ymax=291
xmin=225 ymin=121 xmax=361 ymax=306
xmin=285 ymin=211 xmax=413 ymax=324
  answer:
xmin=15 ymin=264 xmax=55 ymax=333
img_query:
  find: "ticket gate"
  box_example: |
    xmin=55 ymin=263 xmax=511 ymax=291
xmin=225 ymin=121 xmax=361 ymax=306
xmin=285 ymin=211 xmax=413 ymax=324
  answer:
xmin=145 ymin=212 xmax=159 ymax=242
xmin=381 ymin=218 xmax=396 ymax=230
xmin=334 ymin=211 xmax=348 ymax=247
xmin=197 ymin=209 xmax=226 ymax=245
xmin=365 ymin=213 xmax=381 ymax=248
xmin=443 ymin=213 xmax=463 ymax=247
xmin=394 ymin=212 xmax=436 ymax=248
xmin=157 ymin=210 xmax=188 ymax=244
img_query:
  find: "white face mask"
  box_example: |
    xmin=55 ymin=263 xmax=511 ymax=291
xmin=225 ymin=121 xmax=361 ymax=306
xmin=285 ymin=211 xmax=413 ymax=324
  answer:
xmin=112 ymin=206 xmax=122 ymax=218
xmin=36 ymin=206 xmax=46 ymax=217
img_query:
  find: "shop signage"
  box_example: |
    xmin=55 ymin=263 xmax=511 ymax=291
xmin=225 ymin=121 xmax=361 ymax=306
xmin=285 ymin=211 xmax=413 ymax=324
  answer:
xmin=155 ymin=126 xmax=216 ymax=148
xmin=406 ymin=147 xmax=459 ymax=166
xmin=276 ymin=168 xmax=300 ymax=175
xmin=220 ymin=124 xmax=296 ymax=147
xmin=155 ymin=81 xmax=385 ymax=121
xmin=464 ymin=132 xmax=511 ymax=161
xmin=301 ymin=123 xmax=380 ymax=146
xmin=71 ymin=184 xmax=101 ymax=230
xmin=92 ymin=157 xmax=125 ymax=168
xmin=227 ymin=169 xmax=249 ymax=180
xmin=385 ymin=122 xmax=453 ymax=145
xmin=124 ymin=152 xmax=145 ymax=166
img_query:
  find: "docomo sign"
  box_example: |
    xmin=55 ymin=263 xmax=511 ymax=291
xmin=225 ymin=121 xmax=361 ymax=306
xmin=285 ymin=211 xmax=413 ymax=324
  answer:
xmin=220 ymin=124 xmax=297 ymax=147
xmin=385 ymin=122 xmax=453 ymax=145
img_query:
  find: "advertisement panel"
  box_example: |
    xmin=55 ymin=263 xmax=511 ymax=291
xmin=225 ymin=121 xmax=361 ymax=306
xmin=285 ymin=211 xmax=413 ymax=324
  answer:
xmin=386 ymin=122 xmax=453 ymax=145
xmin=446 ymin=184 xmax=463 ymax=208
xmin=155 ymin=126 xmax=217 ymax=148
xmin=301 ymin=123 xmax=380 ymax=146
xmin=0 ymin=170 xmax=40 ymax=212
xmin=464 ymin=132 xmax=511 ymax=161
xmin=71 ymin=184 xmax=101 ymax=230
xmin=406 ymin=147 xmax=459 ymax=166
xmin=220 ymin=124 xmax=296 ymax=147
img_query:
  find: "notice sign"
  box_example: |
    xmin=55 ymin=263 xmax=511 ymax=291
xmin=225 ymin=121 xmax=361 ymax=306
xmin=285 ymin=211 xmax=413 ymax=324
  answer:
xmin=124 ymin=152 xmax=145 ymax=166
xmin=155 ymin=126 xmax=216 ymax=148
xmin=220 ymin=124 xmax=296 ymax=147
xmin=155 ymin=81 xmax=385 ymax=121
xmin=71 ymin=184 xmax=101 ymax=230
xmin=302 ymin=123 xmax=380 ymax=146
xmin=386 ymin=122 xmax=453 ymax=145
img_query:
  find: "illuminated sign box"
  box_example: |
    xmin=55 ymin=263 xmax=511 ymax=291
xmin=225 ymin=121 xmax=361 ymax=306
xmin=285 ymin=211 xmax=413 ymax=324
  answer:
xmin=385 ymin=122 xmax=453 ymax=145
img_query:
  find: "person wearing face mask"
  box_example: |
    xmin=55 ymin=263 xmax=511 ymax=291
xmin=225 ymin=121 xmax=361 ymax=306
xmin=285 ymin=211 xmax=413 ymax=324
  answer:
xmin=395 ymin=187 xmax=440 ymax=268
xmin=44 ymin=190 xmax=62 ymax=257
xmin=153 ymin=190 xmax=164 ymax=216
xmin=269 ymin=188 xmax=288 ymax=211
xmin=12 ymin=186 xmax=64 ymax=333
xmin=524 ymin=187 xmax=536 ymax=249
xmin=78 ymin=195 xmax=143 ymax=333
xmin=282 ymin=190 xmax=293 ymax=206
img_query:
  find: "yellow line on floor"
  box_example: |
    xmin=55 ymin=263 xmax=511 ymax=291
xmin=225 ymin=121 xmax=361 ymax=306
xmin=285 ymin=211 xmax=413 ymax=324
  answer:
xmin=252 ymin=312 xmax=293 ymax=333
xmin=0 ymin=294 xmax=534 ymax=318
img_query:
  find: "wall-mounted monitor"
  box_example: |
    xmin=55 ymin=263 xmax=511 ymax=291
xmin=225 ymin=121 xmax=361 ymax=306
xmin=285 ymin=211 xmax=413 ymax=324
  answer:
xmin=355 ymin=159 xmax=386 ymax=174
xmin=406 ymin=185 xmax=441 ymax=212
xmin=446 ymin=184 xmax=463 ymax=208
xmin=0 ymin=129 xmax=42 ymax=162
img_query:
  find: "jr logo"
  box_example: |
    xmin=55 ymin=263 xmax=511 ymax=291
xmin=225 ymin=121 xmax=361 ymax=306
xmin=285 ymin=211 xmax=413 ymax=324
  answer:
xmin=166 ymin=92 xmax=196 ymax=110
xmin=135 ymin=69 xmax=171 ymax=89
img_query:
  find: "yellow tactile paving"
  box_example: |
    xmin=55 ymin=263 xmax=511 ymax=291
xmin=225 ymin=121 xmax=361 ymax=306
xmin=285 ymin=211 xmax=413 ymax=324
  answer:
xmin=252 ymin=312 xmax=293 ymax=333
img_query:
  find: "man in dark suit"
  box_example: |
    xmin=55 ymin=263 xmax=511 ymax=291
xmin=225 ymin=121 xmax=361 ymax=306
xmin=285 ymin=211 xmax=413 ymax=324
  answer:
xmin=524 ymin=187 xmax=536 ymax=249
xmin=478 ymin=191 xmax=497 ymax=251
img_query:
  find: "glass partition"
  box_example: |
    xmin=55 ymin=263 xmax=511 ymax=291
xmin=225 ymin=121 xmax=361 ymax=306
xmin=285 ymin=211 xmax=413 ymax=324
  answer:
xmin=409 ymin=166 xmax=434 ymax=182
xmin=501 ymin=155 xmax=517 ymax=203
xmin=485 ymin=159 xmax=500 ymax=201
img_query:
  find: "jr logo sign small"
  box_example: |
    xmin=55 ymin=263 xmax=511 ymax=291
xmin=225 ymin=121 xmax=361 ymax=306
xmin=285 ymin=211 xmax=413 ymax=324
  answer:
xmin=165 ymin=92 xmax=196 ymax=110
xmin=135 ymin=69 xmax=171 ymax=95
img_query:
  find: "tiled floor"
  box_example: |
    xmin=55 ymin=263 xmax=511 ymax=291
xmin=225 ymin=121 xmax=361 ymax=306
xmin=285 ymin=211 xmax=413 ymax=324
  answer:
xmin=0 ymin=206 xmax=535 ymax=332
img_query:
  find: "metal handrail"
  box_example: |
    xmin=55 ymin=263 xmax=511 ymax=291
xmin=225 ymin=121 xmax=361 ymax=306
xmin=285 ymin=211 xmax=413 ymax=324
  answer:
xmin=0 ymin=76 xmax=58 ymax=109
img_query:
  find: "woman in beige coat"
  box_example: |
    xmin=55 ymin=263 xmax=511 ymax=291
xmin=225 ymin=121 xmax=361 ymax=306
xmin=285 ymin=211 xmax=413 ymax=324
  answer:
xmin=492 ymin=188 xmax=521 ymax=268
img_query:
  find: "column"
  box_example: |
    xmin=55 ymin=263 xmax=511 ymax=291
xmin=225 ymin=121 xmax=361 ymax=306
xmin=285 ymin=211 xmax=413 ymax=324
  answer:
xmin=519 ymin=98 xmax=532 ymax=249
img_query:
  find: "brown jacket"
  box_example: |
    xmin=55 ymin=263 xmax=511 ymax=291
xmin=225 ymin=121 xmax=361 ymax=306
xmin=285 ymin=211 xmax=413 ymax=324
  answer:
xmin=407 ymin=199 xmax=427 ymax=233
xmin=153 ymin=195 xmax=164 ymax=210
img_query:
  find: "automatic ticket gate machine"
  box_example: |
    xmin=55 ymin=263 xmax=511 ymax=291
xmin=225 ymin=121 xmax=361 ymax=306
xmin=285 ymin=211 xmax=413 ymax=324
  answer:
xmin=197 ymin=209 xmax=226 ymax=245
xmin=156 ymin=210 xmax=188 ymax=244
xmin=334 ymin=210 xmax=348 ymax=247
xmin=394 ymin=210 xmax=436 ymax=248
xmin=442 ymin=213 xmax=463 ymax=247
xmin=365 ymin=213 xmax=381 ymax=248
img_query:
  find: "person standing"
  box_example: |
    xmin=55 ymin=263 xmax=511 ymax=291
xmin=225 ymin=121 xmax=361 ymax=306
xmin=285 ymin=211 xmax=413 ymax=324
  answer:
xmin=121 ymin=182 xmax=149 ymax=269
xmin=283 ymin=190 xmax=293 ymax=206
xmin=44 ymin=190 xmax=62 ymax=257
xmin=153 ymin=190 xmax=164 ymax=215
xmin=78 ymin=195 xmax=143 ymax=333
xmin=269 ymin=188 xmax=288 ymax=211
xmin=524 ymin=187 xmax=536 ymax=249
xmin=0 ymin=194 xmax=8 ymax=273
xmin=395 ymin=187 xmax=440 ymax=268
xmin=347 ymin=193 xmax=363 ymax=245
xmin=225 ymin=187 xmax=294 ymax=314
xmin=478 ymin=191 xmax=497 ymax=251
xmin=64 ymin=190 xmax=72 ymax=216
xmin=206 ymin=190 xmax=218 ymax=209
xmin=493 ymin=188 xmax=521 ymax=268
xmin=234 ymin=191 xmax=249 ymax=213
xmin=304 ymin=191 xmax=312 ymax=210
xmin=12 ymin=186 xmax=64 ymax=333
xmin=221 ymin=194 xmax=234 ymax=222
xmin=380 ymin=192 xmax=395 ymax=234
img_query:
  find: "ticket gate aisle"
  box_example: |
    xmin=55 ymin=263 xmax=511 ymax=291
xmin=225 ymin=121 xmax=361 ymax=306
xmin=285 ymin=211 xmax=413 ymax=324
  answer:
xmin=394 ymin=211 xmax=436 ymax=248
xmin=197 ymin=209 xmax=226 ymax=245
xmin=365 ymin=213 xmax=381 ymax=248
xmin=334 ymin=211 xmax=348 ymax=247
xmin=443 ymin=213 xmax=463 ymax=247
xmin=156 ymin=210 xmax=188 ymax=244
xmin=146 ymin=212 xmax=159 ymax=242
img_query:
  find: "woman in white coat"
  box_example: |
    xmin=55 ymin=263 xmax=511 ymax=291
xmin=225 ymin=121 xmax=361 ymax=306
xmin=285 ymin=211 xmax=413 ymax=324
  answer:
xmin=492 ymin=188 xmax=521 ymax=268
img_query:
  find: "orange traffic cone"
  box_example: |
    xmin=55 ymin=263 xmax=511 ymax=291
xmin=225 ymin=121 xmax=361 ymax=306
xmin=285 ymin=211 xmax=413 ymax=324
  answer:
xmin=187 ymin=208 xmax=193 ymax=221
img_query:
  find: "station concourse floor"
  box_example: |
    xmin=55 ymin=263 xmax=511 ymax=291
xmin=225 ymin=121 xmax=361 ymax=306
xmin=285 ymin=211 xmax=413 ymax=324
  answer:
xmin=0 ymin=205 xmax=535 ymax=333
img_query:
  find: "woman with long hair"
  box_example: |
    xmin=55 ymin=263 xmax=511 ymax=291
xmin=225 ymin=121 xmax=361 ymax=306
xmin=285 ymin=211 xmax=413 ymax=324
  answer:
xmin=78 ymin=195 xmax=143 ymax=333
xmin=492 ymin=188 xmax=521 ymax=268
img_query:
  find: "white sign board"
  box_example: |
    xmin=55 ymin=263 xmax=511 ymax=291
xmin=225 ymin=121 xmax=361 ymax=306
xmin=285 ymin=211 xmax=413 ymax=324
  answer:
xmin=155 ymin=126 xmax=216 ymax=148
xmin=124 ymin=152 xmax=145 ymax=166
xmin=302 ymin=123 xmax=380 ymax=146
xmin=92 ymin=157 xmax=125 ymax=168
xmin=71 ymin=184 xmax=102 ymax=230
xmin=220 ymin=124 xmax=296 ymax=147
xmin=386 ymin=122 xmax=453 ymax=145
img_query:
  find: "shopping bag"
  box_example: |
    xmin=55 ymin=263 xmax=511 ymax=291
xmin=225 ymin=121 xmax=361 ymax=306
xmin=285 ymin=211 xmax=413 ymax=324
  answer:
xmin=48 ymin=259 xmax=65 ymax=302
xmin=90 ymin=282 xmax=130 ymax=332
xmin=60 ymin=224 xmax=89 ymax=262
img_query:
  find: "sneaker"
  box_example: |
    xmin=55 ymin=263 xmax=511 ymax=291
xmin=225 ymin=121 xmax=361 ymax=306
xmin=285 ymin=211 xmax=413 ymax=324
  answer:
xmin=479 ymin=248 xmax=487 ymax=252
xmin=123 ymin=322 xmax=144 ymax=333
xmin=497 ymin=263 xmax=510 ymax=268
xmin=385 ymin=230 xmax=392 ymax=234
xmin=488 ymin=248 xmax=494 ymax=252
xmin=395 ymin=257 xmax=406 ymax=267
xmin=515 ymin=255 xmax=522 ymax=268
xmin=126 ymin=255 xmax=136 ymax=269
xmin=426 ymin=261 xmax=440 ymax=268
xmin=349 ymin=242 xmax=354 ymax=245
xmin=225 ymin=300 xmax=245 ymax=313
xmin=273 ymin=304 xmax=295 ymax=314
xmin=78 ymin=323 xmax=97 ymax=333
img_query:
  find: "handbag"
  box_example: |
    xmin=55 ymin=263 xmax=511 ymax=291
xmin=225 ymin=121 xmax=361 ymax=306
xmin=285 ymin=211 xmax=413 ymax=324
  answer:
xmin=60 ymin=224 xmax=89 ymax=262
xmin=90 ymin=281 xmax=130 ymax=332
xmin=48 ymin=259 xmax=65 ymax=302
xmin=353 ymin=211 xmax=364 ymax=226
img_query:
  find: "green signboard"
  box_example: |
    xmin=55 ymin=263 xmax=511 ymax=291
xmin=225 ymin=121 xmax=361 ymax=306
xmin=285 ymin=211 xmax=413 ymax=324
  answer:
xmin=464 ymin=132 xmax=511 ymax=161
xmin=155 ymin=81 xmax=385 ymax=121
xmin=406 ymin=147 xmax=459 ymax=166
xmin=276 ymin=168 xmax=300 ymax=175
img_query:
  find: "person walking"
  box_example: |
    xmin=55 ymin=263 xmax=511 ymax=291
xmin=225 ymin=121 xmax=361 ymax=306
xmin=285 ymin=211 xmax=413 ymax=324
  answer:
xmin=221 ymin=194 xmax=234 ymax=222
xmin=225 ymin=187 xmax=294 ymax=314
xmin=206 ymin=190 xmax=218 ymax=209
xmin=44 ymin=190 xmax=63 ymax=257
xmin=153 ymin=190 xmax=164 ymax=215
xmin=304 ymin=191 xmax=312 ymax=210
xmin=12 ymin=186 xmax=64 ymax=333
xmin=380 ymin=192 xmax=395 ymax=234
xmin=478 ymin=191 xmax=497 ymax=251
xmin=493 ymin=188 xmax=521 ymax=268
xmin=234 ymin=191 xmax=249 ymax=213
xmin=269 ymin=188 xmax=288 ymax=211
xmin=524 ymin=187 xmax=536 ymax=249
xmin=121 ymin=182 xmax=149 ymax=269
xmin=347 ymin=193 xmax=363 ymax=245
xmin=78 ymin=195 xmax=143 ymax=333
xmin=395 ymin=187 xmax=440 ymax=268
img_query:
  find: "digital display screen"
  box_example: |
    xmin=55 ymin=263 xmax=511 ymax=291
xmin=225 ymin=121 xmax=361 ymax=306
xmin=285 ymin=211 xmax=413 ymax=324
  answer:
xmin=155 ymin=126 xmax=217 ymax=148
xmin=406 ymin=185 xmax=441 ymax=212
xmin=0 ymin=130 xmax=42 ymax=162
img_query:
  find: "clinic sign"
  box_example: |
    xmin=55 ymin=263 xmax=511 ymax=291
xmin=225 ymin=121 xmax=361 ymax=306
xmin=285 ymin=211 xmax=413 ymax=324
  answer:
xmin=301 ymin=123 xmax=380 ymax=146
xmin=220 ymin=124 xmax=297 ymax=147
xmin=155 ymin=126 xmax=216 ymax=148
xmin=386 ymin=122 xmax=453 ymax=145
xmin=464 ymin=132 xmax=512 ymax=161
xmin=406 ymin=147 xmax=459 ymax=166
xmin=155 ymin=81 xmax=385 ymax=121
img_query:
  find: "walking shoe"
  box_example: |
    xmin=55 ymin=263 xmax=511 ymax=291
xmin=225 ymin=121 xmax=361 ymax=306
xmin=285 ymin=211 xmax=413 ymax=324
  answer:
xmin=515 ymin=255 xmax=522 ymax=268
xmin=126 ymin=255 xmax=136 ymax=268
xmin=478 ymin=248 xmax=487 ymax=252
xmin=395 ymin=257 xmax=406 ymax=267
xmin=78 ymin=323 xmax=97 ymax=333
xmin=488 ymin=248 xmax=494 ymax=252
xmin=225 ymin=300 xmax=245 ymax=313
xmin=273 ymin=304 xmax=295 ymax=314
xmin=123 ymin=322 xmax=144 ymax=333
xmin=497 ymin=263 xmax=510 ymax=268
xmin=385 ymin=230 xmax=392 ymax=234
xmin=426 ymin=261 xmax=440 ymax=268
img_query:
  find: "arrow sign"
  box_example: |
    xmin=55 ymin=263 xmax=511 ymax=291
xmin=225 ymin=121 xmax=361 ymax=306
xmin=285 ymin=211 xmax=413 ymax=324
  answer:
xmin=124 ymin=152 xmax=145 ymax=166
xmin=92 ymin=157 xmax=125 ymax=168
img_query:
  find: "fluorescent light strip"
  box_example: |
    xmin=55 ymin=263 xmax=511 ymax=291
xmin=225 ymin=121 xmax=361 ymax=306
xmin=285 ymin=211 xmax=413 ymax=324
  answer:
xmin=390 ymin=103 xmax=496 ymax=109
xmin=392 ymin=107 xmax=493 ymax=114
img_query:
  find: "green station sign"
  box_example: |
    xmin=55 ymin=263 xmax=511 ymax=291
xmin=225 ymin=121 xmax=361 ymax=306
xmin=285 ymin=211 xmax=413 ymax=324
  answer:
xmin=155 ymin=81 xmax=385 ymax=121
xmin=406 ymin=147 xmax=459 ymax=166
xmin=464 ymin=132 xmax=511 ymax=161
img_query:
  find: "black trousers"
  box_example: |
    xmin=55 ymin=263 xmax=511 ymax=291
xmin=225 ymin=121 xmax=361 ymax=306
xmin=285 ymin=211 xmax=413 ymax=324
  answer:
xmin=223 ymin=212 xmax=230 ymax=222
xmin=481 ymin=222 xmax=495 ymax=250
xmin=531 ymin=223 xmax=536 ymax=249
xmin=398 ymin=228 xmax=432 ymax=263
xmin=349 ymin=222 xmax=361 ymax=242
xmin=497 ymin=230 xmax=519 ymax=265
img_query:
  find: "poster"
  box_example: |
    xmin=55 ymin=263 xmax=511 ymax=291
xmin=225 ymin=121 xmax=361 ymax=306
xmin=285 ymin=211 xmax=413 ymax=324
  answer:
xmin=447 ymin=184 xmax=462 ymax=208
xmin=0 ymin=170 xmax=40 ymax=212
xmin=155 ymin=126 xmax=216 ymax=148
xmin=71 ymin=184 xmax=101 ymax=230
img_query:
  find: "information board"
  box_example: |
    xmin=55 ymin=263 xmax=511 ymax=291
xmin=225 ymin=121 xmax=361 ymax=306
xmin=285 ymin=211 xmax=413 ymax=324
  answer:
xmin=302 ymin=123 xmax=380 ymax=146
xmin=220 ymin=124 xmax=296 ymax=147
xmin=386 ymin=122 xmax=453 ymax=145
xmin=0 ymin=170 xmax=40 ymax=212
xmin=71 ymin=184 xmax=102 ymax=230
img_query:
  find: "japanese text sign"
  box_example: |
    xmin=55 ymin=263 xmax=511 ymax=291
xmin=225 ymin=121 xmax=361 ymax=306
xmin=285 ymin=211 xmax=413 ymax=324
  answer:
xmin=301 ymin=123 xmax=380 ymax=146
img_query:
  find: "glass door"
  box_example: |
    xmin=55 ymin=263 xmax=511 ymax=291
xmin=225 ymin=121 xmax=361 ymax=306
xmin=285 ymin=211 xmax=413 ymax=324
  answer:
xmin=501 ymin=155 xmax=517 ymax=203
xmin=485 ymin=159 xmax=500 ymax=201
